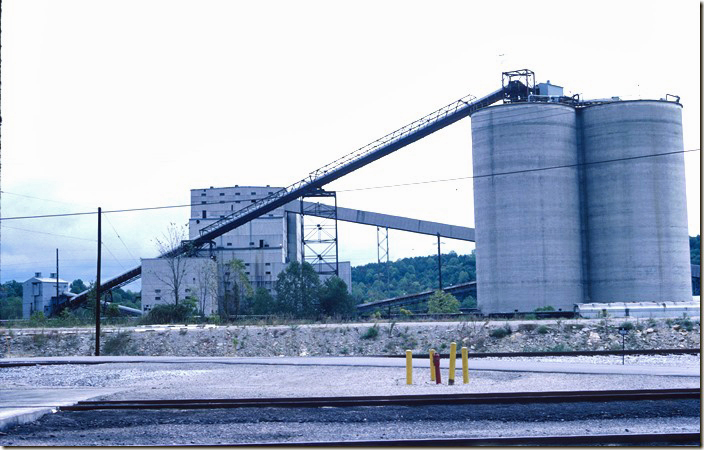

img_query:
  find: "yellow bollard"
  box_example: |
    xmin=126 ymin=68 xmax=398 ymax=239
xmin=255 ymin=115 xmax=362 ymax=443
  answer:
xmin=448 ymin=342 xmax=457 ymax=385
xmin=462 ymin=346 xmax=469 ymax=384
xmin=406 ymin=350 xmax=413 ymax=385
xmin=429 ymin=349 xmax=436 ymax=381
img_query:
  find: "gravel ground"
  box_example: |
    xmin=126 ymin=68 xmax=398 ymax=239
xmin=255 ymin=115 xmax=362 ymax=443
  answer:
xmin=0 ymin=355 xmax=699 ymax=400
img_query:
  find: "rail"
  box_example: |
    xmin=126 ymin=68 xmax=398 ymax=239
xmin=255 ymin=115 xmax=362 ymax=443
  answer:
xmin=59 ymin=388 xmax=699 ymax=410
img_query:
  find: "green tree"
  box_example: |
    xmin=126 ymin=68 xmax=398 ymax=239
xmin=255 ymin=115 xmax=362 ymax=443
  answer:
xmin=70 ymin=279 xmax=88 ymax=294
xmin=0 ymin=296 xmax=22 ymax=319
xmin=319 ymin=276 xmax=355 ymax=318
xmin=2 ymin=280 xmax=23 ymax=298
xmin=690 ymin=235 xmax=700 ymax=265
xmin=250 ymin=287 xmax=275 ymax=315
xmin=275 ymin=261 xmax=321 ymax=318
xmin=221 ymin=259 xmax=253 ymax=319
xmin=427 ymin=290 xmax=460 ymax=314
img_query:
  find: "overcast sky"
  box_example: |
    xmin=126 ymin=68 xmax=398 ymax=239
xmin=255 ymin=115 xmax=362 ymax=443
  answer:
xmin=1 ymin=0 xmax=700 ymax=290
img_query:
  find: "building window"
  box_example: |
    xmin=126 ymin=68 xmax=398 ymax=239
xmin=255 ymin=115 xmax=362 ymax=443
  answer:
xmin=235 ymin=193 xmax=240 ymax=196
xmin=155 ymin=296 xmax=161 ymax=300
xmin=265 ymin=271 xmax=271 ymax=275
xmin=251 ymin=200 xmax=256 ymax=203
xmin=227 ymin=243 xmax=232 ymax=246
xmin=245 ymin=272 xmax=250 ymax=275
xmin=235 ymin=201 xmax=240 ymax=204
xmin=268 ymin=192 xmax=273 ymax=195
xmin=219 ymin=200 xmax=224 ymax=203
xmin=251 ymin=192 xmax=256 ymax=195
xmin=202 ymin=211 xmax=207 ymax=219
xmin=245 ymin=263 xmax=250 ymax=266
xmin=185 ymin=288 xmax=190 ymax=293
xmin=201 ymin=193 xmax=206 ymax=197
xmin=220 ymin=215 xmax=225 ymax=218
xmin=155 ymin=289 xmax=161 ymax=293
xmin=265 ymin=263 xmax=271 ymax=266
xmin=219 ymin=192 xmax=225 ymax=196
xmin=201 ymin=201 xmax=206 ymax=204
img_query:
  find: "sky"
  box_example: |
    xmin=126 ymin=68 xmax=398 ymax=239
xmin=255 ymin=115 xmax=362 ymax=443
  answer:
xmin=1 ymin=0 xmax=701 ymax=291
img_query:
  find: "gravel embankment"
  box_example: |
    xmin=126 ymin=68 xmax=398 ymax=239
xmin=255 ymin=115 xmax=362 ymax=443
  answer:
xmin=1 ymin=317 xmax=699 ymax=358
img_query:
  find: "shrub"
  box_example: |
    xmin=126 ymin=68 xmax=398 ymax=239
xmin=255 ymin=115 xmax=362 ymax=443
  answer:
xmin=619 ymin=321 xmax=635 ymax=331
xmin=534 ymin=305 xmax=555 ymax=312
xmin=490 ymin=324 xmax=512 ymax=339
xmin=141 ymin=304 xmax=194 ymax=325
xmin=29 ymin=311 xmax=47 ymax=327
xmin=361 ymin=324 xmax=379 ymax=340
xmin=427 ymin=291 xmax=460 ymax=314
xmin=536 ymin=325 xmax=549 ymax=334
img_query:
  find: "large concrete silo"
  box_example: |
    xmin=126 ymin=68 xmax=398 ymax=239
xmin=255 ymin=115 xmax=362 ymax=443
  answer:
xmin=471 ymin=103 xmax=584 ymax=314
xmin=580 ymin=100 xmax=691 ymax=302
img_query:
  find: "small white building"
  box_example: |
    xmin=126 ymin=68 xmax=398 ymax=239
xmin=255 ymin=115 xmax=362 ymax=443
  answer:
xmin=22 ymin=272 xmax=71 ymax=318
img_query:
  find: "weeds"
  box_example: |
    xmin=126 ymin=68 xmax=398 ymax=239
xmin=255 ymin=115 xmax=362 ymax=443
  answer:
xmin=102 ymin=331 xmax=134 ymax=355
xmin=536 ymin=325 xmax=549 ymax=334
xmin=361 ymin=324 xmax=379 ymax=340
xmin=489 ymin=324 xmax=512 ymax=339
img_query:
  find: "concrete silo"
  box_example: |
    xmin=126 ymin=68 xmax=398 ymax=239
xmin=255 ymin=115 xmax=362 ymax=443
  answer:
xmin=471 ymin=103 xmax=584 ymax=314
xmin=580 ymin=100 xmax=691 ymax=303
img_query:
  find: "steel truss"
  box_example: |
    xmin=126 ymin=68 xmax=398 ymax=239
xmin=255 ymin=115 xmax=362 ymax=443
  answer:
xmin=300 ymin=190 xmax=338 ymax=277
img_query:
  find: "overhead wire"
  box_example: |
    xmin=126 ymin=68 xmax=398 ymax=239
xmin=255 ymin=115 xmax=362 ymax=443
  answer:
xmin=0 ymin=147 xmax=699 ymax=221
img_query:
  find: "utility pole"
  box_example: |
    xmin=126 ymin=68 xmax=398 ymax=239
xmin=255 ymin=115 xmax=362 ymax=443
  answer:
xmin=55 ymin=249 xmax=59 ymax=310
xmin=95 ymin=207 xmax=101 ymax=356
xmin=437 ymin=233 xmax=442 ymax=290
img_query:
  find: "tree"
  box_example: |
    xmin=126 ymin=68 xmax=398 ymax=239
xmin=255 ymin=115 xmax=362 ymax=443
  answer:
xmin=275 ymin=261 xmax=321 ymax=318
xmin=194 ymin=260 xmax=218 ymax=316
xmin=427 ymin=290 xmax=460 ymax=314
xmin=319 ymin=276 xmax=355 ymax=318
xmin=0 ymin=296 xmax=22 ymax=319
xmin=690 ymin=235 xmax=700 ymax=265
xmin=70 ymin=279 xmax=88 ymax=294
xmin=250 ymin=287 xmax=275 ymax=315
xmin=152 ymin=222 xmax=191 ymax=306
xmin=2 ymin=280 xmax=23 ymax=298
xmin=221 ymin=259 xmax=253 ymax=319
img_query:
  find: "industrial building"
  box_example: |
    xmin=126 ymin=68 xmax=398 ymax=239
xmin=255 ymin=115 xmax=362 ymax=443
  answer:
xmin=140 ymin=185 xmax=351 ymax=315
xmin=471 ymin=80 xmax=691 ymax=314
xmin=22 ymin=272 xmax=73 ymax=318
xmin=72 ymin=70 xmax=695 ymax=318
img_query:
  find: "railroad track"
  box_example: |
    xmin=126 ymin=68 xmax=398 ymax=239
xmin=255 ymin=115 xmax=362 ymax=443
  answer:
xmin=387 ymin=347 xmax=700 ymax=359
xmin=226 ymin=432 xmax=701 ymax=446
xmin=60 ymin=388 xmax=700 ymax=411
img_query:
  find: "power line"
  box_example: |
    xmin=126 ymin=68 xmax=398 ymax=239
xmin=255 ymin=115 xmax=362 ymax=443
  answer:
xmin=0 ymin=148 xmax=699 ymax=221
xmin=337 ymin=148 xmax=700 ymax=192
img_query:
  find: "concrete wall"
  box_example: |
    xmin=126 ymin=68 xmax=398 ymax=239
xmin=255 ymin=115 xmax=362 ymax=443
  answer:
xmin=471 ymin=103 xmax=584 ymax=314
xmin=581 ymin=101 xmax=691 ymax=302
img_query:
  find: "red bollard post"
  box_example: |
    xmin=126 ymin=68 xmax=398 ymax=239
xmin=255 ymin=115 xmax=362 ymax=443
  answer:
xmin=433 ymin=352 xmax=441 ymax=384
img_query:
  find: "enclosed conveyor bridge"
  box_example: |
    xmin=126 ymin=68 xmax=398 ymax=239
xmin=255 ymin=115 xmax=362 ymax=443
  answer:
xmin=68 ymin=71 xmax=535 ymax=309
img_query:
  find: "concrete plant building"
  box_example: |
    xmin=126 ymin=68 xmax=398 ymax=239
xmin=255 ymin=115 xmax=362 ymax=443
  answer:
xmin=22 ymin=272 xmax=72 ymax=318
xmin=140 ymin=185 xmax=351 ymax=315
xmin=471 ymin=85 xmax=691 ymax=314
